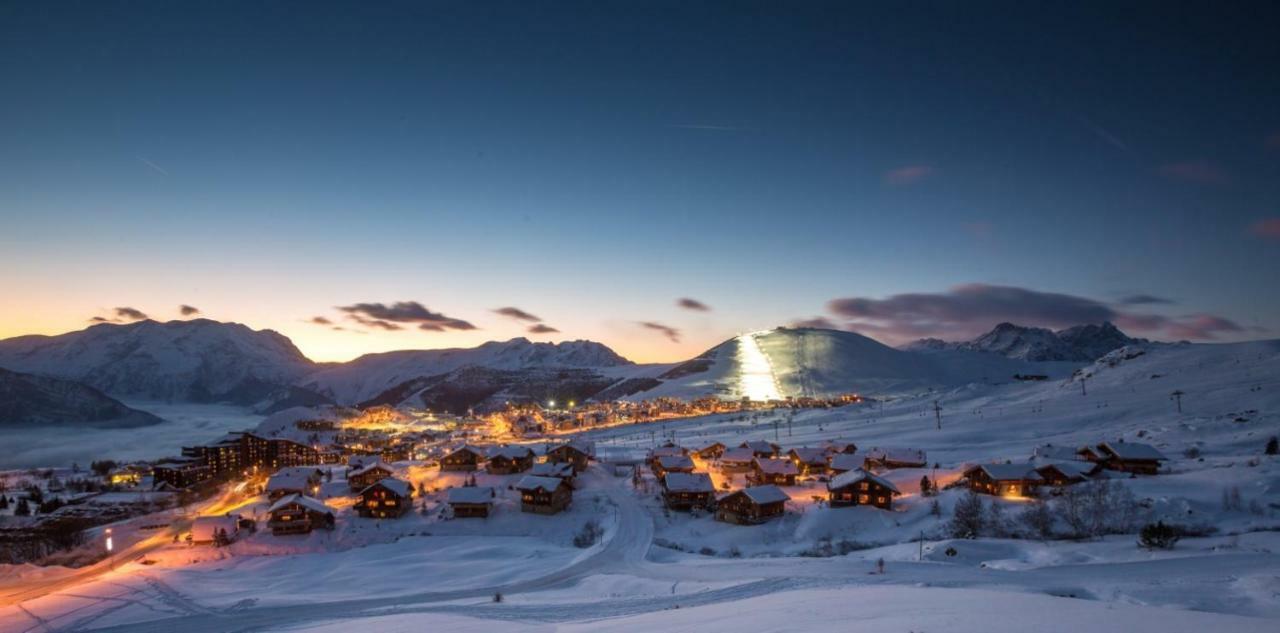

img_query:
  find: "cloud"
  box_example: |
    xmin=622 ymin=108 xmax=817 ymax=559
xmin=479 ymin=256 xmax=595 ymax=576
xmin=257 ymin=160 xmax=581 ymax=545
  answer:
xmin=179 ymin=304 xmax=200 ymax=316
xmin=89 ymin=316 xmax=113 ymax=323
xmin=1164 ymin=314 xmax=1244 ymax=340
xmin=137 ymin=156 xmax=169 ymax=177
xmin=114 ymin=307 xmax=148 ymax=321
xmin=493 ymin=307 xmax=543 ymax=322
xmin=676 ymin=297 xmax=711 ymax=312
xmin=337 ymin=301 xmax=476 ymax=332
xmin=310 ymin=316 xmax=333 ymax=325
xmin=1118 ymin=294 xmax=1174 ymax=306
xmin=1249 ymin=218 xmax=1280 ymax=240
xmin=790 ymin=317 xmax=838 ymax=329
xmin=884 ymin=165 xmax=934 ymax=186
xmin=1157 ymin=161 xmax=1230 ymax=186
xmin=638 ymin=321 xmax=681 ymax=343
xmin=527 ymin=324 xmax=560 ymax=334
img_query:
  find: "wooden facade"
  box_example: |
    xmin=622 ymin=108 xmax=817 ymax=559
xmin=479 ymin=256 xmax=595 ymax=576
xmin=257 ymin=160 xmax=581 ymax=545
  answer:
xmin=1093 ymin=442 xmax=1167 ymax=475
xmin=750 ymin=458 xmax=799 ymax=486
xmin=662 ymin=472 xmax=716 ymax=511
xmin=347 ymin=463 xmax=394 ymax=492
xmin=447 ymin=486 xmax=496 ymax=518
xmin=267 ymin=494 xmax=334 ymax=535
xmin=715 ymin=486 xmax=790 ymax=525
xmin=441 ymin=446 xmax=485 ymax=472
xmin=828 ymin=468 xmax=898 ymax=510
xmin=516 ymin=475 xmax=573 ymax=514
xmin=693 ymin=442 xmax=726 ymax=460
xmin=486 ymin=446 xmax=535 ymax=475
xmin=356 ymin=478 xmax=413 ymax=519
xmin=1034 ymin=462 xmax=1096 ymax=487
xmin=965 ymin=464 xmax=1043 ymax=497
xmin=546 ymin=443 xmax=591 ymax=474
xmin=787 ymin=448 xmax=830 ymax=475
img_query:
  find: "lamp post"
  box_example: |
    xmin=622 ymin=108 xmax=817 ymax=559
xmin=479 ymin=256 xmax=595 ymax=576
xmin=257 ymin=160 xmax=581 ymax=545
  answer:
xmin=105 ymin=527 xmax=114 ymax=570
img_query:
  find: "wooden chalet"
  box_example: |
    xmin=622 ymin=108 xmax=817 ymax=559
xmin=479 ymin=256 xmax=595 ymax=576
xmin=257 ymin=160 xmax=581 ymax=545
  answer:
xmin=1034 ymin=461 xmax=1097 ymax=487
xmin=653 ymin=454 xmax=696 ymax=477
xmin=441 ymin=445 xmax=486 ymax=472
xmin=447 ymin=486 xmax=496 ymax=518
xmin=787 ymin=447 xmax=830 ymax=475
xmin=530 ymin=461 xmax=576 ymax=487
xmin=750 ymin=457 xmax=799 ymax=486
xmin=649 ymin=445 xmax=688 ymax=466
xmin=662 ymin=472 xmax=716 ymax=511
xmin=719 ymin=447 xmax=757 ymax=473
xmin=190 ymin=514 xmax=242 ymax=545
xmin=828 ymin=468 xmax=899 ymax=510
xmin=266 ymin=467 xmax=323 ymax=499
xmin=546 ymin=441 xmax=593 ymax=474
xmin=863 ymin=447 xmax=927 ymax=470
xmin=267 ymin=494 xmax=334 ymax=535
xmin=715 ymin=485 xmax=790 ymax=525
xmin=1090 ymin=442 xmax=1168 ymax=475
xmin=515 ymin=475 xmax=572 ymax=514
xmin=965 ymin=464 xmax=1043 ymax=497
xmin=740 ymin=440 xmax=780 ymax=459
xmin=486 ymin=446 xmax=536 ymax=475
xmin=356 ymin=477 xmax=414 ymax=519
xmin=827 ymin=453 xmax=863 ymax=476
xmin=819 ymin=439 xmax=858 ymax=455
xmin=693 ymin=441 xmax=726 ymax=460
xmin=347 ymin=462 xmax=394 ymax=492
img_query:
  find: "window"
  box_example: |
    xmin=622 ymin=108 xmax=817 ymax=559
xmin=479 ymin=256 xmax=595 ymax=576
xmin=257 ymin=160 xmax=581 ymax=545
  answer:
xmin=858 ymin=494 xmax=869 ymax=504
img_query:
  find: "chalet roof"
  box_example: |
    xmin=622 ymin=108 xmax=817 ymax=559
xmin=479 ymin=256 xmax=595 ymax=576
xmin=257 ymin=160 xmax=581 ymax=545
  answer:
xmin=350 ymin=462 xmax=393 ymax=477
xmin=720 ymin=447 xmax=756 ymax=463
xmin=741 ymin=440 xmax=779 ymax=454
xmin=487 ymin=445 xmax=535 ymax=460
xmin=819 ymin=439 xmax=857 ymax=453
xmin=730 ymin=485 xmax=790 ymax=505
xmin=828 ymin=468 xmax=900 ymax=493
xmin=663 ymin=472 xmax=715 ymax=494
xmin=1098 ymin=442 xmax=1167 ymax=461
xmin=446 ymin=444 xmax=487 ymax=458
xmin=1035 ymin=461 xmax=1094 ymax=479
xmin=695 ymin=441 xmax=725 ymax=451
xmin=362 ymin=477 xmax=412 ymax=498
xmin=650 ymin=445 xmax=687 ymax=459
xmin=656 ymin=454 xmax=695 ymax=471
xmin=967 ymin=464 xmax=1043 ymax=482
xmin=530 ymin=462 xmax=574 ymax=478
xmin=266 ymin=470 xmax=315 ymax=493
xmin=788 ymin=448 xmax=829 ymax=464
xmin=754 ymin=457 xmax=799 ymax=476
xmin=348 ymin=454 xmax=382 ymax=468
xmin=1032 ymin=445 xmax=1086 ymax=462
xmin=515 ymin=475 xmax=567 ymax=493
xmin=828 ymin=453 xmax=863 ymax=472
xmin=548 ymin=439 xmax=595 ymax=456
xmin=267 ymin=493 xmax=332 ymax=516
xmin=447 ymin=486 xmax=495 ymax=504
xmin=865 ymin=447 xmax=927 ymax=465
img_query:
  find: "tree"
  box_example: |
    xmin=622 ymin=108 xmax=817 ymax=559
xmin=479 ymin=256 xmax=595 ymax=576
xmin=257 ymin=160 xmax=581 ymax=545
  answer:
xmin=90 ymin=460 xmax=118 ymax=478
xmin=1266 ymin=436 xmax=1279 ymax=456
xmin=0 ymin=495 xmax=7 ymax=511
xmin=14 ymin=498 xmax=31 ymax=517
xmin=1018 ymin=500 xmax=1054 ymax=539
xmin=930 ymin=499 xmax=942 ymax=518
xmin=985 ymin=500 xmax=1008 ymax=538
xmin=949 ymin=491 xmax=985 ymax=538
xmin=1138 ymin=521 xmax=1180 ymax=549
xmin=919 ymin=476 xmax=933 ymax=497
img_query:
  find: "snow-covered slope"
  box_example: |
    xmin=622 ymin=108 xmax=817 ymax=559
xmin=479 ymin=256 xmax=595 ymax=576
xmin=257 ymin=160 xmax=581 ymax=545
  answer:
xmin=0 ymin=367 xmax=163 ymax=428
xmin=905 ymin=322 xmax=1142 ymax=362
xmin=0 ymin=319 xmax=316 ymax=404
xmin=299 ymin=338 xmax=633 ymax=405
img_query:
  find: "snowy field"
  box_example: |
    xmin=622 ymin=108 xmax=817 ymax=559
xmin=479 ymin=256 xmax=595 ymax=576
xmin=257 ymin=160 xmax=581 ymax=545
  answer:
xmin=2 ymin=340 xmax=1278 ymax=632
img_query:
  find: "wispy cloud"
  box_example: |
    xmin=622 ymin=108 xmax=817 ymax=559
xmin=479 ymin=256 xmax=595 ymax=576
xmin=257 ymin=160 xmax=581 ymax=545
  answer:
xmin=337 ymin=301 xmax=476 ymax=332
xmin=884 ymin=165 xmax=934 ymax=186
xmin=114 ymin=306 xmax=148 ymax=321
xmin=137 ymin=156 xmax=169 ymax=177
xmin=676 ymin=297 xmax=711 ymax=312
xmin=527 ymin=324 xmax=560 ymax=334
xmin=1117 ymin=294 xmax=1174 ymax=306
xmin=179 ymin=304 xmax=200 ymax=316
xmin=309 ymin=316 xmax=333 ymax=325
xmin=638 ymin=321 xmax=681 ymax=343
xmin=493 ymin=306 xmax=543 ymax=322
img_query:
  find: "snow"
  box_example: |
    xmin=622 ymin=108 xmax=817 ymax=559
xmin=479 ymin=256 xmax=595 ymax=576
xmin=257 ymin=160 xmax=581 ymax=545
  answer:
xmin=829 ymin=468 xmax=900 ymax=493
xmin=662 ymin=472 xmax=714 ymax=493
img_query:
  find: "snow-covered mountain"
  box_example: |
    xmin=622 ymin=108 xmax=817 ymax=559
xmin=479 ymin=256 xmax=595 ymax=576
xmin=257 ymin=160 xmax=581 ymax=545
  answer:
xmin=299 ymin=338 xmax=634 ymax=406
xmin=0 ymin=319 xmax=316 ymax=405
xmin=0 ymin=367 xmax=163 ymax=428
xmin=903 ymin=322 xmax=1142 ymax=362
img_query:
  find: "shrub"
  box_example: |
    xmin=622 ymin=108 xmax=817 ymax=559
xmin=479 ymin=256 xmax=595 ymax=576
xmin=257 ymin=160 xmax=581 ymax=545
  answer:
xmin=949 ymin=491 xmax=985 ymax=538
xmin=1266 ymin=436 xmax=1279 ymax=456
xmin=572 ymin=519 xmax=604 ymax=548
xmin=1138 ymin=521 xmax=1180 ymax=549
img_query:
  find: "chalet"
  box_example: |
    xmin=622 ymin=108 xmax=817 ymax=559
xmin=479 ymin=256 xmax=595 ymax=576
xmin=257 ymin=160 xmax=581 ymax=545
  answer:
xmin=828 ymin=468 xmax=899 ymax=510
xmin=650 ymin=445 xmax=688 ymax=464
xmin=715 ymin=485 xmax=790 ymax=525
xmin=827 ymin=453 xmax=863 ymax=476
xmin=787 ymin=448 xmax=830 ymax=475
xmin=267 ymin=494 xmax=334 ymax=535
xmin=530 ymin=461 xmax=576 ymax=486
xmin=190 ymin=514 xmax=242 ymax=545
xmin=379 ymin=443 xmax=414 ymax=464
xmin=863 ymin=447 xmax=927 ymax=470
xmin=1093 ymin=442 xmax=1168 ymax=475
xmin=653 ymin=454 xmax=696 ymax=477
xmin=965 ymin=464 xmax=1043 ymax=497
xmin=1076 ymin=445 xmax=1105 ymax=462
xmin=819 ymin=439 xmax=858 ymax=455
xmin=347 ymin=462 xmax=394 ymax=492
xmin=152 ymin=457 xmax=212 ymax=489
xmin=1032 ymin=444 xmax=1087 ymax=462
xmin=441 ymin=445 xmax=487 ymax=472
xmin=693 ymin=441 xmax=726 ymax=460
xmin=266 ymin=467 xmax=324 ymax=499
xmin=740 ymin=440 xmax=780 ymax=458
xmin=546 ymin=441 xmax=593 ymax=474
xmin=750 ymin=458 xmax=799 ymax=486
xmin=108 ymin=466 xmax=144 ymax=486
xmin=515 ymin=475 xmax=572 ymax=514
xmin=347 ymin=454 xmax=382 ymax=469
xmin=356 ymin=477 xmax=413 ymax=519
xmin=447 ymin=486 xmax=496 ymax=518
xmin=487 ymin=446 xmax=536 ymax=475
xmin=662 ymin=472 xmax=716 ymax=511
xmin=1034 ymin=461 xmax=1097 ymax=487
xmin=719 ymin=447 xmax=757 ymax=473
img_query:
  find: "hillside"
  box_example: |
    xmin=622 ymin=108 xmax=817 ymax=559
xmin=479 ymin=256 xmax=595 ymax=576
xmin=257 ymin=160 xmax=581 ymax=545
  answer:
xmin=0 ymin=367 xmax=163 ymax=428
xmin=905 ymin=321 xmax=1142 ymax=362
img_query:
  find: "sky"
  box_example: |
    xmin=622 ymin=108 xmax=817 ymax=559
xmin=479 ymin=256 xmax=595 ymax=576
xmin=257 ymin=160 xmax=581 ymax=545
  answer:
xmin=1 ymin=1 xmax=1278 ymax=363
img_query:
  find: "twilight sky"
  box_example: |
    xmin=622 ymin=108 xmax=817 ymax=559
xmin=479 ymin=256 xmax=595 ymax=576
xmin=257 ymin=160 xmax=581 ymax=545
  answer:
xmin=2 ymin=1 xmax=1278 ymax=363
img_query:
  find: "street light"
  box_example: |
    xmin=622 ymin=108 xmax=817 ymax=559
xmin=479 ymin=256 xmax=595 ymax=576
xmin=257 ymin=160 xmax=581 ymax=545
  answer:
xmin=105 ymin=527 xmax=114 ymax=570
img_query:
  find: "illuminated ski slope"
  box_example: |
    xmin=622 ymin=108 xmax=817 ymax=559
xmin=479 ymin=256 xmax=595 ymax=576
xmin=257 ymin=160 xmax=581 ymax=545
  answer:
xmin=735 ymin=332 xmax=782 ymax=401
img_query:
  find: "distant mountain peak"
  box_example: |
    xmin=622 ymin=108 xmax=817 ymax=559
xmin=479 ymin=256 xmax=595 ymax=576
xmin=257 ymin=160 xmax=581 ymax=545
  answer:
xmin=904 ymin=321 xmax=1141 ymax=362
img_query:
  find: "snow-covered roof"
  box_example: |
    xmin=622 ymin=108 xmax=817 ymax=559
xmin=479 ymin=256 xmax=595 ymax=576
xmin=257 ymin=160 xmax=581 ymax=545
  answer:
xmin=1032 ymin=445 xmax=1086 ymax=462
xmin=487 ymin=445 xmax=535 ymax=460
xmin=694 ymin=441 xmax=725 ymax=451
xmin=788 ymin=447 xmax=828 ymax=464
xmin=721 ymin=447 xmax=756 ymax=463
xmin=828 ymin=468 xmax=899 ymax=493
xmin=1035 ymin=461 xmax=1094 ymax=479
xmin=447 ymin=486 xmax=495 ymax=504
xmin=267 ymin=493 xmax=332 ymax=515
xmin=447 ymin=444 xmax=487 ymax=457
xmin=651 ymin=445 xmax=687 ymax=459
xmin=515 ymin=475 xmax=566 ymax=493
xmin=819 ymin=439 xmax=857 ymax=453
xmin=741 ymin=440 xmax=778 ymax=454
xmin=548 ymin=440 xmax=595 ymax=456
xmin=530 ymin=462 xmax=574 ymax=478
xmin=754 ymin=457 xmax=799 ymax=475
xmin=656 ymin=454 xmax=695 ymax=470
xmin=1099 ymin=442 xmax=1167 ymax=461
xmin=348 ymin=454 xmax=382 ymax=468
xmin=865 ymin=447 xmax=927 ymax=465
xmin=266 ymin=470 xmax=315 ymax=493
xmin=362 ymin=477 xmax=412 ymax=497
xmin=967 ymin=464 xmax=1043 ymax=481
xmin=828 ymin=453 xmax=863 ymax=471
xmin=663 ymin=472 xmax=715 ymax=493
xmin=732 ymin=485 xmax=790 ymax=505
xmin=350 ymin=462 xmax=393 ymax=477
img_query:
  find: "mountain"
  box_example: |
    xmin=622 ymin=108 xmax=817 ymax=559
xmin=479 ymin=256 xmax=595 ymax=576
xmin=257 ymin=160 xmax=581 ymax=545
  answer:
xmin=0 ymin=367 xmax=164 ymax=428
xmin=0 ymin=319 xmax=317 ymax=405
xmin=299 ymin=338 xmax=634 ymax=406
xmin=903 ymin=322 xmax=1141 ymax=362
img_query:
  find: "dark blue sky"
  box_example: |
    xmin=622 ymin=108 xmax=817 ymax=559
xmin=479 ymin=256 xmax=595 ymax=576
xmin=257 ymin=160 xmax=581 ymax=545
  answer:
xmin=2 ymin=2 xmax=1277 ymax=361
